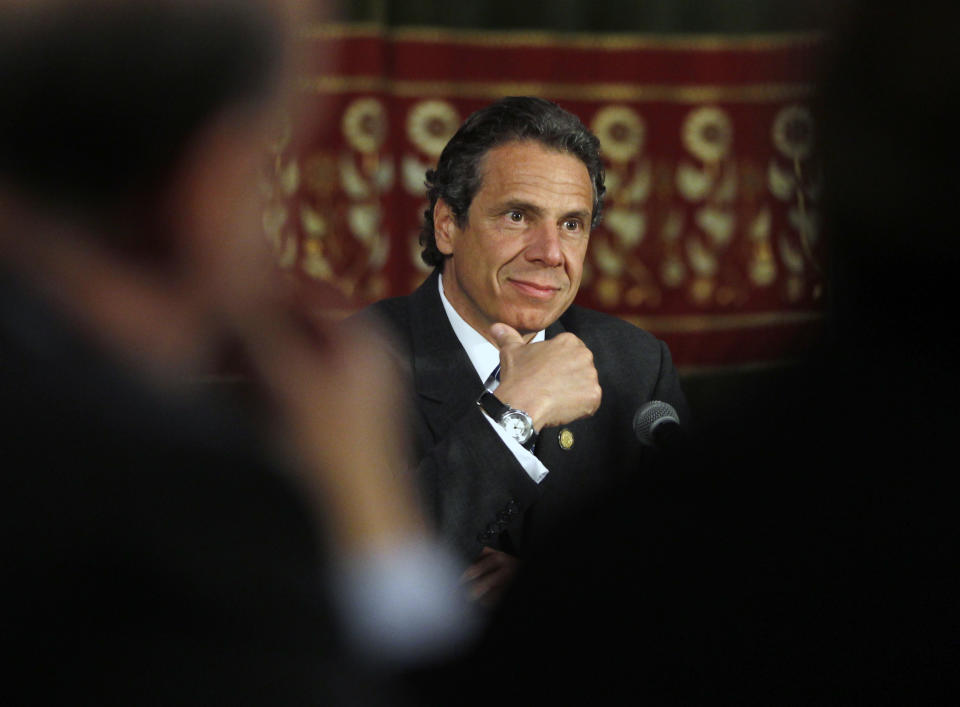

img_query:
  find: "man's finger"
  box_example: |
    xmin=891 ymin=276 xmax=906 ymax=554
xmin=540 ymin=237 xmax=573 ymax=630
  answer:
xmin=460 ymin=548 xmax=500 ymax=582
xmin=490 ymin=322 xmax=524 ymax=349
xmin=468 ymin=570 xmax=504 ymax=601
xmin=462 ymin=549 xmax=521 ymax=605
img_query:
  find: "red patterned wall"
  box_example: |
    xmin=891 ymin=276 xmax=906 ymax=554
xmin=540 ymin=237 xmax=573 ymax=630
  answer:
xmin=262 ymin=25 xmax=826 ymax=371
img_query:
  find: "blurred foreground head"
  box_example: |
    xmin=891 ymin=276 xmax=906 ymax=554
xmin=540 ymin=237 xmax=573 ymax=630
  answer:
xmin=0 ymin=0 xmax=288 ymax=265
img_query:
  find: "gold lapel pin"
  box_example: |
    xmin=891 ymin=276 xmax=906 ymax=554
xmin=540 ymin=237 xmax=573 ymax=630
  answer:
xmin=558 ymin=428 xmax=574 ymax=450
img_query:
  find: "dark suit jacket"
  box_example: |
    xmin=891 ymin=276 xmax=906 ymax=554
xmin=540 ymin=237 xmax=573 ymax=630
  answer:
xmin=360 ymin=269 xmax=690 ymax=563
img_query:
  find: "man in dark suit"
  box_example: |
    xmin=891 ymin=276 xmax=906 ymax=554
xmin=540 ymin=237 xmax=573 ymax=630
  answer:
xmin=360 ymin=97 xmax=689 ymax=603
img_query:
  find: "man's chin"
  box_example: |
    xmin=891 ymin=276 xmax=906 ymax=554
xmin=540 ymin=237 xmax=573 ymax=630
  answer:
xmin=503 ymin=312 xmax=559 ymax=337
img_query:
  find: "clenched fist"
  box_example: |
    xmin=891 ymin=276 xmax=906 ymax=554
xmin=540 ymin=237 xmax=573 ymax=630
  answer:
xmin=490 ymin=322 xmax=602 ymax=431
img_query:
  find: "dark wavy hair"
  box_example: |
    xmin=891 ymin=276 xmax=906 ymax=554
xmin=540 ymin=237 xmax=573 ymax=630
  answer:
xmin=419 ymin=96 xmax=606 ymax=268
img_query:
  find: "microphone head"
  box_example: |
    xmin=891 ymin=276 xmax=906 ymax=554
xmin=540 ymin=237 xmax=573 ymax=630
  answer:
xmin=633 ymin=400 xmax=680 ymax=447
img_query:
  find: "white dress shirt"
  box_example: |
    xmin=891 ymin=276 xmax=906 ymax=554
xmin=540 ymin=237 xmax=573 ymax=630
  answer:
xmin=437 ymin=273 xmax=550 ymax=484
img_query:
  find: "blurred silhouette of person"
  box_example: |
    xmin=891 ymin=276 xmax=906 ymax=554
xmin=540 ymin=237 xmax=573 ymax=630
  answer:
xmin=400 ymin=2 xmax=958 ymax=705
xmin=0 ymin=1 xmax=471 ymax=704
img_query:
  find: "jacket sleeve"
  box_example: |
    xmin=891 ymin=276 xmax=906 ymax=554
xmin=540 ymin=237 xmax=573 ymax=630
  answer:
xmin=346 ymin=300 xmax=540 ymax=565
xmin=408 ymin=394 xmax=542 ymax=564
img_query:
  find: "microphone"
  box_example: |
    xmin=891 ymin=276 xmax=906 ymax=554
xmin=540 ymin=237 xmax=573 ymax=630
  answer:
xmin=633 ymin=400 xmax=683 ymax=449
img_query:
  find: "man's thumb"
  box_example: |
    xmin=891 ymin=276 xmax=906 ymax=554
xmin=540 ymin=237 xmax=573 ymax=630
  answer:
xmin=490 ymin=322 xmax=523 ymax=348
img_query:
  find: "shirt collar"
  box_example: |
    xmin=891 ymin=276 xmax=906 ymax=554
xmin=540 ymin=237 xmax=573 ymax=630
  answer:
xmin=437 ymin=272 xmax=545 ymax=383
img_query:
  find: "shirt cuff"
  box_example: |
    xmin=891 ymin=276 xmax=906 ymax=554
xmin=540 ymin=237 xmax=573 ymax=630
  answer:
xmin=480 ymin=410 xmax=550 ymax=484
xmin=331 ymin=537 xmax=480 ymax=666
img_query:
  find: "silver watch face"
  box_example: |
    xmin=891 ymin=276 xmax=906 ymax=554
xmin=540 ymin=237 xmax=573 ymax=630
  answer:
xmin=501 ymin=410 xmax=533 ymax=444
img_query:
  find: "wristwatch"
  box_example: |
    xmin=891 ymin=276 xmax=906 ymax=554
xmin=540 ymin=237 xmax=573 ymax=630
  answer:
xmin=477 ymin=390 xmax=536 ymax=450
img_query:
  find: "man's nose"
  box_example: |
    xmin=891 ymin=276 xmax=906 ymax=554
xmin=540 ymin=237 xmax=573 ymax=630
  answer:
xmin=524 ymin=222 xmax=563 ymax=266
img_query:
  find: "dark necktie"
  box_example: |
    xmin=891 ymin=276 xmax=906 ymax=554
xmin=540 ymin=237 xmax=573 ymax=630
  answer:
xmin=484 ymin=364 xmax=501 ymax=390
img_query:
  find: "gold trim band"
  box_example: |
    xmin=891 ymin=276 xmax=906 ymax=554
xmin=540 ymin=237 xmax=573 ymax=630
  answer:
xmin=298 ymin=22 xmax=825 ymax=51
xmin=621 ymin=310 xmax=822 ymax=334
xmin=678 ymin=358 xmax=805 ymax=376
xmin=298 ymin=76 xmax=814 ymax=103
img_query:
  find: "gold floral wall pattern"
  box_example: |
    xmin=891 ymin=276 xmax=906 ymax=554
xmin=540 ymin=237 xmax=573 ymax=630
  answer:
xmin=268 ymin=25 xmax=826 ymax=369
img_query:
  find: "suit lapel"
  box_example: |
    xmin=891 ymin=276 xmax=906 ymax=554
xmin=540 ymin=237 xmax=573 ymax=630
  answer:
xmin=407 ymin=270 xmax=486 ymax=441
xmin=545 ymin=317 xmax=566 ymax=340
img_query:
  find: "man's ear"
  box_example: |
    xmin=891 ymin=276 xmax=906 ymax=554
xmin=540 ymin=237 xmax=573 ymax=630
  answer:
xmin=433 ymin=198 xmax=457 ymax=256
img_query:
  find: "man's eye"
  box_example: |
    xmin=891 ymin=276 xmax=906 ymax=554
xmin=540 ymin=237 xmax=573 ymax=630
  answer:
xmin=507 ymin=210 xmax=524 ymax=223
xmin=563 ymin=219 xmax=583 ymax=232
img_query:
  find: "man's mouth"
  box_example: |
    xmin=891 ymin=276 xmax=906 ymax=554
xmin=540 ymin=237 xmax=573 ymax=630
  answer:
xmin=507 ymin=278 xmax=561 ymax=299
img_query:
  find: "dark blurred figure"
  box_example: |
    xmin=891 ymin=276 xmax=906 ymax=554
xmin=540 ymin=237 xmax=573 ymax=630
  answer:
xmin=403 ymin=2 xmax=958 ymax=704
xmin=0 ymin=1 xmax=469 ymax=704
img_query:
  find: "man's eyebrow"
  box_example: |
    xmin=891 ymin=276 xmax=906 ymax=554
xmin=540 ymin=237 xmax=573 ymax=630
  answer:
xmin=496 ymin=199 xmax=544 ymax=217
xmin=563 ymin=208 xmax=592 ymax=223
